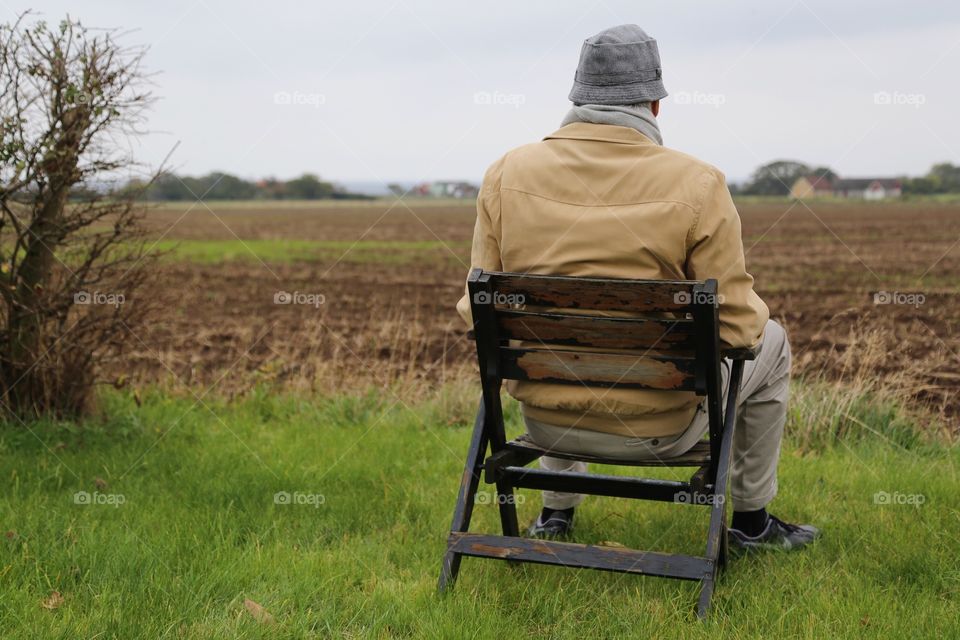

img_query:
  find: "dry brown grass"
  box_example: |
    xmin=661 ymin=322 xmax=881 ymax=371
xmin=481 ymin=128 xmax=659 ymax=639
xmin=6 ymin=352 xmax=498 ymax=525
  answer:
xmin=789 ymin=320 xmax=955 ymax=448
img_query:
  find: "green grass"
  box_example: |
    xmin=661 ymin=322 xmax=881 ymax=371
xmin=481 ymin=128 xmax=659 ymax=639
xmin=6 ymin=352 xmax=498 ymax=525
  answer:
xmin=0 ymin=385 xmax=957 ymax=638
xmin=147 ymin=239 xmax=470 ymax=264
xmin=147 ymin=197 xmax=477 ymax=210
xmin=0 ymin=239 xmax=470 ymax=268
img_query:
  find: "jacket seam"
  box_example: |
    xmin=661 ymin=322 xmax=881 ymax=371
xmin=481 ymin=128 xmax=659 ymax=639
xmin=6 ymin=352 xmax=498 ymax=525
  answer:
xmin=686 ymin=169 xmax=715 ymax=250
xmin=492 ymin=153 xmax=510 ymax=238
xmin=482 ymin=154 xmax=508 ymax=242
xmin=500 ymin=186 xmax=698 ymax=210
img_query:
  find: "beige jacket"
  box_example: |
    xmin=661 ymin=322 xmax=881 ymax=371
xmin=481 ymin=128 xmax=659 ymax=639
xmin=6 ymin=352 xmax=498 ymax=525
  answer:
xmin=456 ymin=122 xmax=769 ymax=438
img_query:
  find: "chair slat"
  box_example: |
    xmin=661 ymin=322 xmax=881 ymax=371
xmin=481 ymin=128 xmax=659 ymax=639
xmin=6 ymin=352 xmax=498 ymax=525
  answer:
xmin=497 ymin=310 xmax=695 ymax=353
xmin=447 ymin=533 xmax=712 ymax=581
xmin=487 ymin=272 xmax=696 ymax=312
xmin=506 ymin=435 xmax=711 ymax=467
xmin=500 ymin=347 xmax=697 ymax=391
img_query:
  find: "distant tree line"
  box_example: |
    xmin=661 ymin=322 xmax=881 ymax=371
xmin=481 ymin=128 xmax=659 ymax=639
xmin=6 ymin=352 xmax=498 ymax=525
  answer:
xmin=120 ymin=172 xmax=373 ymax=201
xmin=900 ymin=163 xmax=960 ymax=195
xmin=733 ymin=160 xmax=960 ymax=196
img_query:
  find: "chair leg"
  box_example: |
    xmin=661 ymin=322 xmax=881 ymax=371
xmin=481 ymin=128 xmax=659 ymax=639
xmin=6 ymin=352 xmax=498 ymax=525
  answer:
xmin=438 ymin=550 xmax=462 ymax=593
xmin=438 ymin=401 xmax=489 ymax=593
xmin=495 ymin=479 xmax=520 ymax=537
xmin=696 ymin=498 xmax=727 ymax=619
xmin=438 ymin=455 xmax=485 ymax=592
xmin=696 ymin=575 xmax=715 ymax=619
xmin=699 ymin=523 xmax=727 ymax=619
xmin=718 ymin=523 xmax=729 ymax=569
xmin=698 ymin=479 xmax=729 ymax=619
xmin=695 ymin=360 xmax=741 ymax=617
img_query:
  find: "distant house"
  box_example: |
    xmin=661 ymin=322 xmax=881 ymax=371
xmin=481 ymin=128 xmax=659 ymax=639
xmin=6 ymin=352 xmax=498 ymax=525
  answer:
xmin=411 ymin=181 xmax=480 ymax=199
xmin=789 ymin=175 xmax=902 ymax=200
xmin=790 ymin=175 xmax=835 ymax=199
xmin=833 ymin=178 xmax=902 ymax=200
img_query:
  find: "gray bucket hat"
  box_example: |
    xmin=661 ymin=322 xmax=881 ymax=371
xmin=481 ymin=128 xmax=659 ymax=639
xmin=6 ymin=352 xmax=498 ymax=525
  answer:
xmin=568 ymin=24 xmax=668 ymax=105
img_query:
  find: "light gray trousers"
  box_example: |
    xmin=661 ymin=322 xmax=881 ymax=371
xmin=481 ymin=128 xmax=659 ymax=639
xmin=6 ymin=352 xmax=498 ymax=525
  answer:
xmin=524 ymin=319 xmax=790 ymax=512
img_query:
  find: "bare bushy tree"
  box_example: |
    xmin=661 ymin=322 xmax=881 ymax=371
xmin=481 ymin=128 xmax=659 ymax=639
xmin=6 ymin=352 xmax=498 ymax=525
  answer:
xmin=0 ymin=13 xmax=159 ymax=419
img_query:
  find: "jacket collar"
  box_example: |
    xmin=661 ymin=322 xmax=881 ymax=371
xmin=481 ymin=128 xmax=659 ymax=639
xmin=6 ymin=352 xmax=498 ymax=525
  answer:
xmin=543 ymin=121 xmax=657 ymax=146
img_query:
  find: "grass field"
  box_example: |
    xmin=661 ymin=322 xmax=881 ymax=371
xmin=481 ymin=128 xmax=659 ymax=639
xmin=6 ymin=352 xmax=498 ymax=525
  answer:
xmin=1 ymin=385 xmax=957 ymax=638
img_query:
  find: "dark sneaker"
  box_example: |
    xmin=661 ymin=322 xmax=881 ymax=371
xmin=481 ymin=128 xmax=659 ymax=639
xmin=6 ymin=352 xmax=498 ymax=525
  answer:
xmin=728 ymin=514 xmax=820 ymax=551
xmin=527 ymin=508 xmax=575 ymax=539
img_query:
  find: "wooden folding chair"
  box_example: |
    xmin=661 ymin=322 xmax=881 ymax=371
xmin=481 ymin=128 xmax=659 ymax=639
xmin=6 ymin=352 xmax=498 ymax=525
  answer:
xmin=438 ymin=269 xmax=758 ymax=618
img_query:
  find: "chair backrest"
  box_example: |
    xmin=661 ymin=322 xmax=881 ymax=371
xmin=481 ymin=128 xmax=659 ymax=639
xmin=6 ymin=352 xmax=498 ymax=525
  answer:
xmin=466 ymin=269 xmax=722 ymax=398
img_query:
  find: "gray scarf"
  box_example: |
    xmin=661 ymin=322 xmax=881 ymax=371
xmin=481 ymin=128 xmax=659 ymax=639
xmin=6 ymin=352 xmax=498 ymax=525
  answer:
xmin=560 ymin=103 xmax=663 ymax=145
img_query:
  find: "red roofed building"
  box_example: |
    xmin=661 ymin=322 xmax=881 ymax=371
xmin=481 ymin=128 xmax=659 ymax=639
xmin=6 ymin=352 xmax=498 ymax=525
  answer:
xmin=790 ymin=175 xmax=902 ymax=200
xmin=790 ymin=175 xmax=836 ymax=199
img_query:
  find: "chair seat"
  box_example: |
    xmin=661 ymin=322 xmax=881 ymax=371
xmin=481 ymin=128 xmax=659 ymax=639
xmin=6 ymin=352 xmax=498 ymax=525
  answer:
xmin=506 ymin=434 xmax=711 ymax=467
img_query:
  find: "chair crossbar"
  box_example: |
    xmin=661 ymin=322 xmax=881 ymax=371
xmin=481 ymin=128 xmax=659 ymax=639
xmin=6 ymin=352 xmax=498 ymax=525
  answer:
xmin=448 ymin=532 xmax=712 ymax=581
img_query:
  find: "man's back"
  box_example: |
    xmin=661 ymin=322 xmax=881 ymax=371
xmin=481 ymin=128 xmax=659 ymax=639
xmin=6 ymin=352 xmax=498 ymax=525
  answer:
xmin=498 ymin=121 xmax=720 ymax=283
xmin=457 ymin=121 xmax=768 ymax=438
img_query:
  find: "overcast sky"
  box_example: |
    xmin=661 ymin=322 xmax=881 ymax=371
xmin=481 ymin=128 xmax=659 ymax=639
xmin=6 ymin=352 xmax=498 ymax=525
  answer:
xmin=14 ymin=1 xmax=960 ymax=183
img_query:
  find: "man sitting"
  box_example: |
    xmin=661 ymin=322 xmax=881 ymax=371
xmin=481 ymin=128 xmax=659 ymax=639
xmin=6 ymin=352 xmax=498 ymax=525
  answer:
xmin=456 ymin=24 xmax=819 ymax=551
